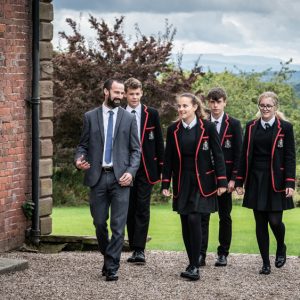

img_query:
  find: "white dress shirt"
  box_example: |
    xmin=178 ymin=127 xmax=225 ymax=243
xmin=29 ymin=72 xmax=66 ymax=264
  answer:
xmin=126 ymin=103 xmax=141 ymax=140
xmin=182 ymin=116 xmax=197 ymax=129
xmin=261 ymin=116 xmax=275 ymax=129
xmin=102 ymin=104 xmax=119 ymax=167
xmin=211 ymin=112 xmax=224 ymax=134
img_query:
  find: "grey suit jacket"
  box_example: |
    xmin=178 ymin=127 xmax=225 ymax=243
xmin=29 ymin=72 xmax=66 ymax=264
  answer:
xmin=75 ymin=106 xmax=141 ymax=187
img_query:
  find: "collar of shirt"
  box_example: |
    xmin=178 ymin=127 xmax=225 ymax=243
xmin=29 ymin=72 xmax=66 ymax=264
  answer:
xmin=182 ymin=116 xmax=197 ymax=129
xmin=126 ymin=103 xmax=142 ymax=118
xmin=261 ymin=116 xmax=275 ymax=128
xmin=103 ymin=103 xmax=119 ymax=115
xmin=211 ymin=112 xmax=224 ymax=124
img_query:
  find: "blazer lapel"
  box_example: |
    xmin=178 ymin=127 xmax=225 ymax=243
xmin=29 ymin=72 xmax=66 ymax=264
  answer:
xmin=141 ymin=104 xmax=148 ymax=145
xmin=96 ymin=107 xmax=104 ymax=143
xmin=113 ymin=107 xmax=124 ymax=143
xmin=271 ymin=117 xmax=282 ymax=152
xmin=219 ymin=114 xmax=227 ymax=144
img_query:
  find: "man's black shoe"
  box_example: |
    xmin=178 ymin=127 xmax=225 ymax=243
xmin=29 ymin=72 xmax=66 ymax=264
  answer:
xmin=106 ymin=270 xmax=119 ymax=281
xmin=127 ymin=251 xmax=137 ymax=263
xmin=215 ymin=254 xmax=227 ymax=267
xmin=134 ymin=250 xmax=146 ymax=264
xmin=275 ymin=244 xmax=286 ymax=268
xmin=199 ymin=254 xmax=206 ymax=267
xmin=101 ymin=265 xmax=107 ymax=276
xmin=181 ymin=266 xmax=200 ymax=281
xmin=259 ymin=264 xmax=271 ymax=275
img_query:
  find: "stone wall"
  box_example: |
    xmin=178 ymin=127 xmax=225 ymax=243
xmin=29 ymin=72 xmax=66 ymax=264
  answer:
xmin=39 ymin=0 xmax=53 ymax=235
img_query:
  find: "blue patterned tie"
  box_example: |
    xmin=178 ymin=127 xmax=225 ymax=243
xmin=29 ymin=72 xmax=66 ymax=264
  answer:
xmin=104 ymin=110 xmax=114 ymax=164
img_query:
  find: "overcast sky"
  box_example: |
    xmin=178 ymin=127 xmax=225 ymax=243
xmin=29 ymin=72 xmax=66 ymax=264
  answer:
xmin=53 ymin=0 xmax=300 ymax=64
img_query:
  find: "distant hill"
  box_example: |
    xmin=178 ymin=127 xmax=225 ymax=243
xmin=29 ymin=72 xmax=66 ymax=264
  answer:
xmin=174 ymin=53 xmax=300 ymax=96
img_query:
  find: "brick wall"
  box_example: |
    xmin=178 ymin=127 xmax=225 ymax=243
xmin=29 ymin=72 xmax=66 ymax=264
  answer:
xmin=0 ymin=0 xmax=32 ymax=251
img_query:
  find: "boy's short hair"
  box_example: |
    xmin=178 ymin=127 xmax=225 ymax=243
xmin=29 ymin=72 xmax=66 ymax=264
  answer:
xmin=124 ymin=77 xmax=142 ymax=92
xmin=207 ymin=87 xmax=227 ymax=101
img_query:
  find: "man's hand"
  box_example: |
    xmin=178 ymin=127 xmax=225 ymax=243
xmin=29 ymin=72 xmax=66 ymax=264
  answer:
xmin=217 ymin=187 xmax=227 ymax=196
xmin=235 ymin=187 xmax=244 ymax=195
xmin=119 ymin=172 xmax=133 ymax=186
xmin=76 ymin=155 xmax=90 ymax=170
xmin=227 ymin=180 xmax=235 ymax=193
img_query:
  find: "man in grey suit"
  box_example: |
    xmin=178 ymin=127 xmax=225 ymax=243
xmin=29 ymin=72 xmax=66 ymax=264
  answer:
xmin=75 ymin=79 xmax=141 ymax=281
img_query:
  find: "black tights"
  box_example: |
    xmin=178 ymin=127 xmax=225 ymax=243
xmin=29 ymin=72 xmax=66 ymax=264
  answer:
xmin=253 ymin=210 xmax=285 ymax=265
xmin=180 ymin=213 xmax=202 ymax=267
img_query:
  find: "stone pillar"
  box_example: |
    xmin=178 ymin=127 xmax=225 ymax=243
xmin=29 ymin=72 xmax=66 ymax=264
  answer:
xmin=39 ymin=0 xmax=53 ymax=235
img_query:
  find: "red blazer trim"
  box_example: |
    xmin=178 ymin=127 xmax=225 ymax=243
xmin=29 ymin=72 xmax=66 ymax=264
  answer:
xmin=217 ymin=176 xmax=227 ymax=180
xmin=285 ymin=178 xmax=295 ymax=182
xmin=221 ymin=113 xmax=230 ymax=146
xmin=224 ymin=134 xmax=233 ymax=138
xmin=145 ymin=126 xmax=155 ymax=130
xmin=140 ymin=105 xmax=160 ymax=185
xmin=162 ymin=179 xmax=171 ymax=182
xmin=225 ymin=160 xmax=233 ymax=163
xmin=173 ymin=121 xmax=182 ymax=198
xmin=195 ymin=118 xmax=217 ymax=197
xmin=271 ymin=117 xmax=284 ymax=192
xmin=206 ymin=170 xmax=215 ymax=175
xmin=236 ymin=176 xmax=243 ymax=180
xmin=245 ymin=119 xmax=258 ymax=185
xmin=159 ymin=162 xmax=163 ymax=165
xmin=202 ymin=136 xmax=209 ymax=139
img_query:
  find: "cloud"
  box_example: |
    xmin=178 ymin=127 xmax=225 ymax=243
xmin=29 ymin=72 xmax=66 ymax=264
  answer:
xmin=54 ymin=0 xmax=279 ymax=14
xmin=53 ymin=1 xmax=300 ymax=63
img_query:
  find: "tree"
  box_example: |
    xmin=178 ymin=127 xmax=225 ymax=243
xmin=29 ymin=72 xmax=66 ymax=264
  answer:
xmin=53 ymin=16 xmax=203 ymax=163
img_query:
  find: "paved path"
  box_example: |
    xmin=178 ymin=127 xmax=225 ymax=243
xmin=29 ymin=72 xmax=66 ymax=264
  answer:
xmin=0 ymin=251 xmax=299 ymax=300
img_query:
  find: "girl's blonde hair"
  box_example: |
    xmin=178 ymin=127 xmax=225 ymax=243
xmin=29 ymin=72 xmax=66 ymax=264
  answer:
xmin=256 ymin=91 xmax=287 ymax=120
xmin=176 ymin=93 xmax=208 ymax=120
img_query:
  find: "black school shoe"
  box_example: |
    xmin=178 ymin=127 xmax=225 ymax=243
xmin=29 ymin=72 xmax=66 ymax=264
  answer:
xmin=275 ymin=244 xmax=287 ymax=268
xmin=259 ymin=264 xmax=271 ymax=275
xmin=215 ymin=254 xmax=227 ymax=267
xmin=180 ymin=266 xmax=200 ymax=281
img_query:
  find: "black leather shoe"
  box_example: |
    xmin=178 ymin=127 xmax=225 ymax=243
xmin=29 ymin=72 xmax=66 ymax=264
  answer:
xmin=134 ymin=250 xmax=146 ymax=264
xmin=215 ymin=254 xmax=227 ymax=267
xmin=181 ymin=266 xmax=200 ymax=281
xmin=127 ymin=251 xmax=137 ymax=263
xmin=259 ymin=264 xmax=271 ymax=275
xmin=106 ymin=270 xmax=119 ymax=281
xmin=101 ymin=265 xmax=107 ymax=276
xmin=275 ymin=244 xmax=286 ymax=268
xmin=199 ymin=254 xmax=206 ymax=267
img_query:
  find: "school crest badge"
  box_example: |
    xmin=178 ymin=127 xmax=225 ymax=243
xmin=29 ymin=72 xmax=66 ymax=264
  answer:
xmin=277 ymin=138 xmax=284 ymax=148
xmin=149 ymin=131 xmax=154 ymax=140
xmin=203 ymin=141 xmax=209 ymax=151
xmin=224 ymin=139 xmax=231 ymax=149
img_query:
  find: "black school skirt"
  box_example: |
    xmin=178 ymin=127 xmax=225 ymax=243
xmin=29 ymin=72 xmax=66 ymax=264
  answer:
xmin=243 ymin=161 xmax=294 ymax=211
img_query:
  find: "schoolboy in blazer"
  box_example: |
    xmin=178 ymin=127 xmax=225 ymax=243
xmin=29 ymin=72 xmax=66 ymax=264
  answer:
xmin=125 ymin=78 xmax=165 ymax=264
xmin=200 ymin=87 xmax=243 ymax=267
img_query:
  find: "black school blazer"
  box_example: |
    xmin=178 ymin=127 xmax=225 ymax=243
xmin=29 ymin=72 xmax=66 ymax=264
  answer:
xmin=210 ymin=113 xmax=243 ymax=181
xmin=139 ymin=104 xmax=165 ymax=184
xmin=235 ymin=117 xmax=296 ymax=191
xmin=162 ymin=118 xmax=227 ymax=199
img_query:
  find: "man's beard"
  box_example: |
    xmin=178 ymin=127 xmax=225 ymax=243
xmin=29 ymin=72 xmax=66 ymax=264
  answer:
xmin=107 ymin=94 xmax=122 ymax=108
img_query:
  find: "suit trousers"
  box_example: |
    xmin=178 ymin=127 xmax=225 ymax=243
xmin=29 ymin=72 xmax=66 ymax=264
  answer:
xmin=89 ymin=171 xmax=130 ymax=272
xmin=200 ymin=192 xmax=232 ymax=256
xmin=127 ymin=168 xmax=153 ymax=250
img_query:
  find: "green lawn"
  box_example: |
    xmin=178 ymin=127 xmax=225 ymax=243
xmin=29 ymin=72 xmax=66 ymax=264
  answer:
xmin=52 ymin=204 xmax=300 ymax=256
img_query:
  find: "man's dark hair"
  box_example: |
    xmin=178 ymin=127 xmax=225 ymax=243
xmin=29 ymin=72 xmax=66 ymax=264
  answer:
xmin=103 ymin=78 xmax=124 ymax=93
xmin=124 ymin=77 xmax=142 ymax=92
xmin=207 ymin=87 xmax=227 ymax=101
